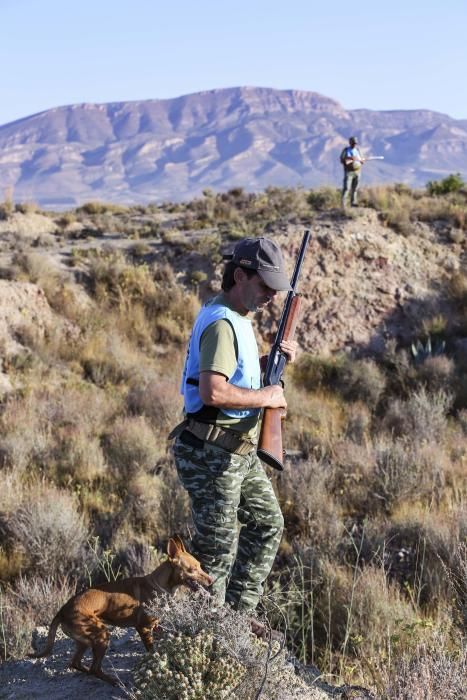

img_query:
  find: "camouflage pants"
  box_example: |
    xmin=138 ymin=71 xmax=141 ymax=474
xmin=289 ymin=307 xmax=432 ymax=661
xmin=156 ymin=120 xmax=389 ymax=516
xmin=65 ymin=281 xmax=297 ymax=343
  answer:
xmin=173 ymin=436 xmax=284 ymax=611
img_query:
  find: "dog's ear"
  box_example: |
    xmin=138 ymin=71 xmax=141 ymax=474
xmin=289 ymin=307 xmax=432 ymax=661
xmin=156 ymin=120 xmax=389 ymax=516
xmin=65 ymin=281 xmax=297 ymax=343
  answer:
xmin=173 ymin=534 xmax=186 ymax=552
xmin=167 ymin=538 xmax=180 ymax=559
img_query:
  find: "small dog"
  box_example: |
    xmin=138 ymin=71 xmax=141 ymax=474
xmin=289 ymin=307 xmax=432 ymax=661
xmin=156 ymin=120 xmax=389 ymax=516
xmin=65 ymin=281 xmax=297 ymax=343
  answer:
xmin=30 ymin=536 xmax=213 ymax=685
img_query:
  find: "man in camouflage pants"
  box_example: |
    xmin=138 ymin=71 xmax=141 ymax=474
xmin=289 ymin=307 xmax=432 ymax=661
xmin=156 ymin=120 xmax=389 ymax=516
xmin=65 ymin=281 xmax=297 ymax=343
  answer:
xmin=170 ymin=237 xmax=297 ymax=626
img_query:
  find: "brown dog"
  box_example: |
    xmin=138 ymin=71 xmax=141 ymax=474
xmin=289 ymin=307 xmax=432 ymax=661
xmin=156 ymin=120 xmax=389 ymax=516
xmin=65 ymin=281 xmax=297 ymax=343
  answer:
xmin=30 ymin=536 xmax=213 ymax=685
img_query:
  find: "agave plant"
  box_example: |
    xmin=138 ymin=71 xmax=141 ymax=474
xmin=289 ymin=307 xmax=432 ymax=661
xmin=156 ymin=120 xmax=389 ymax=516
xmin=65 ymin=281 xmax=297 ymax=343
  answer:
xmin=411 ymin=335 xmax=446 ymax=365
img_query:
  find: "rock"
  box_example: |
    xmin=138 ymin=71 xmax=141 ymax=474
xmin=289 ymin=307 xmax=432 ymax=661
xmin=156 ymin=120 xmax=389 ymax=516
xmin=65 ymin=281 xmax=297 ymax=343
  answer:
xmin=0 ymin=280 xmax=79 ymax=357
xmin=0 ymin=371 xmax=13 ymax=397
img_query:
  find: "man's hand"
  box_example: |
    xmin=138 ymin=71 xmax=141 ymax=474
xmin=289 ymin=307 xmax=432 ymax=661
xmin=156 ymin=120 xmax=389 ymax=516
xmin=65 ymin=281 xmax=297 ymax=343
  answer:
xmin=261 ymin=385 xmax=287 ymax=410
xmin=280 ymin=339 xmax=298 ymax=363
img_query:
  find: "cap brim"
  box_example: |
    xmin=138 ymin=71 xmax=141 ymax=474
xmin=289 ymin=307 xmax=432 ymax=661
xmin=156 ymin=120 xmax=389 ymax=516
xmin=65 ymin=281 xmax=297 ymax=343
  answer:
xmin=258 ymin=269 xmax=292 ymax=291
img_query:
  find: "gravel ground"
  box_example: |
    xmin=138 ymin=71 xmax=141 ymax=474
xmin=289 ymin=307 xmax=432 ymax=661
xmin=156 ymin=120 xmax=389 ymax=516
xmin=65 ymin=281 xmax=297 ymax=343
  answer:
xmin=0 ymin=627 xmax=141 ymax=700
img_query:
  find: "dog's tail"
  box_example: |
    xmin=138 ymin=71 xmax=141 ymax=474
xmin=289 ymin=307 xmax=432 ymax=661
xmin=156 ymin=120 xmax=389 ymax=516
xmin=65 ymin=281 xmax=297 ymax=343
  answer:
xmin=28 ymin=612 xmax=61 ymax=658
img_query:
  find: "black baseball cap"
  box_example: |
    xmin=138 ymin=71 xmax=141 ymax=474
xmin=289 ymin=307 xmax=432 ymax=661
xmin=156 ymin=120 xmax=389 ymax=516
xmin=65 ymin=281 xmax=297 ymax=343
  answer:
xmin=224 ymin=237 xmax=291 ymax=291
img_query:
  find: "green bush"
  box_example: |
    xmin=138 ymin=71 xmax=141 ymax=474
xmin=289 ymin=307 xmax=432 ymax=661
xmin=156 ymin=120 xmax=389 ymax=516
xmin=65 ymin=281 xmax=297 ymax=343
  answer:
xmin=426 ymin=173 xmax=465 ymax=196
xmin=307 ymin=187 xmax=340 ymax=211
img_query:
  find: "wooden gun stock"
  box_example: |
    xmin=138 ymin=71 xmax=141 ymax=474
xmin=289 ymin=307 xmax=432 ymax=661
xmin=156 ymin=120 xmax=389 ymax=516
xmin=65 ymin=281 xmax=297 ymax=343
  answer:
xmin=257 ymin=407 xmax=285 ymax=470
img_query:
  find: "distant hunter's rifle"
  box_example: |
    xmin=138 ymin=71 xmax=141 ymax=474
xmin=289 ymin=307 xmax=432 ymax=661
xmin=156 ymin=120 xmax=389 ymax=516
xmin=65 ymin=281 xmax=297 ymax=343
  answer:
xmin=257 ymin=230 xmax=311 ymax=471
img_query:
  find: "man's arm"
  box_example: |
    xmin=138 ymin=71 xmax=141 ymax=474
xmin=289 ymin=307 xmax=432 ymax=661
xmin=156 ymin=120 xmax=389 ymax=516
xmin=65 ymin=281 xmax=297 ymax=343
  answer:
xmin=199 ymin=371 xmax=286 ymax=410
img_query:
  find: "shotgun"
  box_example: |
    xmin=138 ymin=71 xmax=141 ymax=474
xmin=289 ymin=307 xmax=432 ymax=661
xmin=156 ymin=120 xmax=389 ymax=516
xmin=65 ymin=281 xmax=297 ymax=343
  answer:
xmin=257 ymin=230 xmax=311 ymax=470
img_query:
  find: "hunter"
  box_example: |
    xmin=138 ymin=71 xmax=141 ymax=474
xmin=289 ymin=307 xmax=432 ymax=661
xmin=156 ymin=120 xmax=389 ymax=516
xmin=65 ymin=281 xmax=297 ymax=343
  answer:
xmin=169 ymin=237 xmax=298 ymax=636
xmin=341 ymin=136 xmax=365 ymax=207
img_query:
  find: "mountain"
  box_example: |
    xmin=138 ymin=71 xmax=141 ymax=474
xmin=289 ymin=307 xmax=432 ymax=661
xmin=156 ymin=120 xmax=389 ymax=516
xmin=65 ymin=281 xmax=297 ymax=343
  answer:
xmin=0 ymin=87 xmax=466 ymax=207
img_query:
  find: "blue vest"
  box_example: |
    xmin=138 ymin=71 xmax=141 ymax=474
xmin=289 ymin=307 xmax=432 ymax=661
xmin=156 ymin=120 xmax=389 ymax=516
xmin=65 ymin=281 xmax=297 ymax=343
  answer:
xmin=181 ymin=300 xmax=261 ymax=420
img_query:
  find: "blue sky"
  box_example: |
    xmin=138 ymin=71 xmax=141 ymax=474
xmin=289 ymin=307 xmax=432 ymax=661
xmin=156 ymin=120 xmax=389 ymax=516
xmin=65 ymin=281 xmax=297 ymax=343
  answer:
xmin=2 ymin=0 xmax=466 ymax=126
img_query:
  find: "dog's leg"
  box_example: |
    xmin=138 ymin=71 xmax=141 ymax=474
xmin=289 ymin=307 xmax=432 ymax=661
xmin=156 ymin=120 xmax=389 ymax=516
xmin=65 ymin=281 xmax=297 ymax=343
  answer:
xmin=70 ymin=641 xmax=89 ymax=673
xmin=87 ymin=624 xmax=118 ymax=686
xmin=135 ymin=611 xmax=159 ymax=652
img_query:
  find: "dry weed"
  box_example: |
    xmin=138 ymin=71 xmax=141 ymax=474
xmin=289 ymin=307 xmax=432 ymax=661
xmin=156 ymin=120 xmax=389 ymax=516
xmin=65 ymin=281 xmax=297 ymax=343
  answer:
xmin=415 ymin=355 xmax=455 ymax=393
xmin=327 ymin=439 xmax=375 ymax=513
xmin=6 ymin=482 xmax=89 ymax=577
xmin=370 ymin=438 xmax=446 ymax=511
xmin=382 ymin=387 xmax=453 ymax=443
xmin=9 ymin=574 xmax=75 ymax=627
xmin=102 ymin=415 xmax=159 ymax=480
xmin=335 ymin=358 xmax=387 ymax=409
xmin=127 ymin=374 xmax=184 ymax=433
xmin=80 ymin=329 xmax=143 ymax=386
xmin=383 ymin=637 xmax=466 ymax=700
xmin=286 ymin=387 xmax=346 ymax=459
xmin=278 ymin=458 xmax=343 ymax=554
xmin=344 ymin=402 xmax=372 ymax=444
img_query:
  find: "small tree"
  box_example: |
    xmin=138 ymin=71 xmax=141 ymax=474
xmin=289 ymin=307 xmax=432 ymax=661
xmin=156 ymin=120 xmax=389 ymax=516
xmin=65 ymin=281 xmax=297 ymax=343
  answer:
xmin=426 ymin=173 xmax=465 ymax=196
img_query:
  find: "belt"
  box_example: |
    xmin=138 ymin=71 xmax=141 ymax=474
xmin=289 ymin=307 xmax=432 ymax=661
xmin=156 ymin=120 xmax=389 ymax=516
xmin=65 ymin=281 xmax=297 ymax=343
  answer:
xmin=168 ymin=418 xmax=256 ymax=456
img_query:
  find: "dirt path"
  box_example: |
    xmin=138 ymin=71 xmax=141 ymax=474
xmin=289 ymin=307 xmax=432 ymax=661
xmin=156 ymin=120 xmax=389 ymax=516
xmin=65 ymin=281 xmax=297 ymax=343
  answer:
xmin=0 ymin=627 xmax=140 ymax=699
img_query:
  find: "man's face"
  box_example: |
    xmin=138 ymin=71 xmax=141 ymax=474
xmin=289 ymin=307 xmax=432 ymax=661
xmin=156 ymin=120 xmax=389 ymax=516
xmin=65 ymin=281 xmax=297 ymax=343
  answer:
xmin=237 ymin=270 xmax=277 ymax=312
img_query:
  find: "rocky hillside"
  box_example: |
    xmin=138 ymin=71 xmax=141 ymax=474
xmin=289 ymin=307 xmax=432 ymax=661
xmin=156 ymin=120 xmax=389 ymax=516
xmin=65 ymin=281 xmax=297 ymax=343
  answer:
xmin=0 ymin=87 xmax=466 ymax=207
xmin=0 ymin=202 xmax=465 ymax=382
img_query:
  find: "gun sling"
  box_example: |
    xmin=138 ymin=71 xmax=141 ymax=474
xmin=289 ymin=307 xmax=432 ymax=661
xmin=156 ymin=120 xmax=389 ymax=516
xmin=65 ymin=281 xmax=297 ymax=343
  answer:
xmin=168 ymin=418 xmax=256 ymax=456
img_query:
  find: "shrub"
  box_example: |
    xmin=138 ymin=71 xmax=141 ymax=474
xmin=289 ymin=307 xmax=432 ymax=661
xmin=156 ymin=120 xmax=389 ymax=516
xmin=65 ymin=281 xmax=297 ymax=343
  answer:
xmin=426 ymin=173 xmax=465 ymax=196
xmin=278 ymin=458 xmax=343 ymax=554
xmin=0 ymin=576 xmax=75 ymax=659
xmin=443 ymin=541 xmax=467 ymax=631
xmin=0 ymin=470 xmax=24 ymax=514
xmin=344 ymin=402 xmax=372 ymax=444
xmin=370 ymin=439 xmax=446 ymax=511
xmin=117 ymin=462 xmax=191 ymax=545
xmin=133 ymin=630 xmax=245 ymax=699
xmin=0 ymin=196 xmax=14 ymax=220
xmin=76 ymin=201 xmax=129 ymax=216
xmin=448 ymin=271 xmax=467 ymax=306
xmin=80 ymin=329 xmax=142 ymax=386
xmin=286 ymin=386 xmax=346 ymax=459
xmin=102 ymin=416 xmax=159 ymax=480
xmin=384 ymin=637 xmax=467 ymax=700
xmin=54 ymin=433 xmax=108 ymax=483
xmin=14 ymin=201 xmax=37 ymax=214
xmin=307 ymin=187 xmax=340 ymax=211
xmin=382 ymin=388 xmax=453 ymax=443
xmin=327 ymin=438 xmax=375 ymax=514
xmin=127 ymin=375 xmax=183 ymax=433
xmin=292 ymin=353 xmax=343 ymax=390
xmin=335 ymin=358 xmax=387 ymax=408
xmin=6 ymin=483 xmax=89 ymax=578
xmin=369 ymin=517 xmax=461 ymax=608
xmin=141 ymin=593 xmax=319 ymax=700
xmin=9 ymin=574 xmax=75 ymax=627
xmin=0 ymin=393 xmax=53 ymax=472
xmin=416 ymin=355 xmax=455 ymax=393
